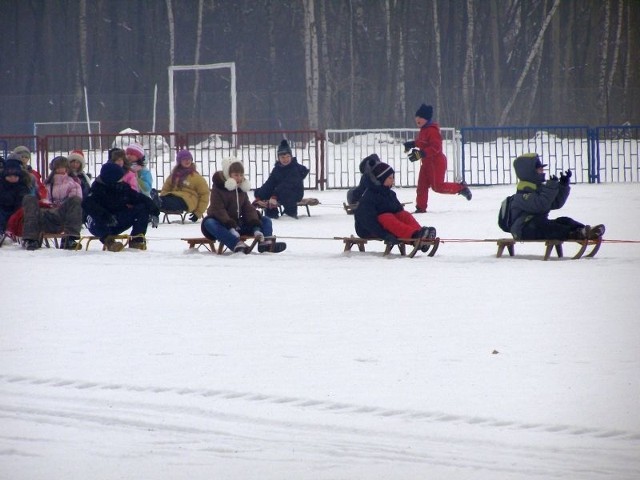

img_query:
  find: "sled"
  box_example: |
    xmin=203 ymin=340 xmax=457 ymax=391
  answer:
xmin=83 ymin=234 xmax=147 ymax=251
xmin=334 ymin=235 xmax=440 ymax=258
xmin=496 ymin=237 xmax=603 ymax=260
xmin=181 ymin=235 xmax=272 ymax=254
xmin=161 ymin=209 xmax=187 ymax=224
xmin=255 ymin=198 xmax=319 ymax=217
xmin=41 ymin=232 xmax=83 ymax=250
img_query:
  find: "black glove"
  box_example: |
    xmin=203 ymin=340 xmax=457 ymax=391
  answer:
xmin=403 ymin=141 xmax=416 ymax=152
xmin=384 ymin=234 xmax=400 ymax=245
xmin=150 ymin=214 xmax=159 ymax=228
xmin=549 ymin=174 xmax=559 ymax=182
xmin=105 ymin=215 xmax=118 ymax=227
xmin=408 ymin=149 xmax=423 ymax=162
xmin=560 ymin=169 xmax=572 ymax=185
xmin=189 ymin=213 xmax=198 ymax=223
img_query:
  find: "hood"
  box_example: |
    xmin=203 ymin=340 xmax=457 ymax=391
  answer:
xmin=513 ymin=153 xmax=545 ymax=185
xmin=216 ymin=157 xmax=251 ymax=192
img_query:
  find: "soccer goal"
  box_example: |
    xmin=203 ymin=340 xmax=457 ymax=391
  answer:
xmin=168 ymin=62 xmax=237 ymax=144
xmin=33 ymin=121 xmax=102 ymax=137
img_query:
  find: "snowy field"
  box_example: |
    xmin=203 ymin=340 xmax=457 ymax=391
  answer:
xmin=1 ymin=183 xmax=640 ymax=480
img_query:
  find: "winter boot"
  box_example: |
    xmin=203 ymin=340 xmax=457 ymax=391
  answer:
xmin=61 ymin=236 xmax=81 ymax=250
xmin=421 ymin=227 xmax=437 ymax=252
xmin=258 ymin=240 xmax=287 ymax=253
xmin=264 ymin=207 xmax=279 ymax=219
xmin=233 ymin=240 xmax=251 ymax=254
xmin=103 ymin=237 xmax=125 ymax=252
xmin=129 ymin=237 xmax=147 ymax=250
xmin=589 ymin=224 xmax=606 ymax=239
xmin=23 ymin=239 xmax=40 ymax=251
xmin=459 ymin=181 xmax=472 ymax=200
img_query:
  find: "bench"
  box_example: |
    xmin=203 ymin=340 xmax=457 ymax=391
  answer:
xmin=161 ymin=209 xmax=187 ymax=224
xmin=181 ymin=235 xmax=270 ymax=254
xmin=256 ymin=198 xmax=320 ymax=217
xmin=496 ymin=237 xmax=602 ymax=260
xmin=334 ymin=235 xmax=440 ymax=258
xmin=83 ymin=234 xmax=146 ymax=251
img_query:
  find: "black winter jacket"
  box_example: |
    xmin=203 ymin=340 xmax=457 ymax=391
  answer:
xmin=354 ymin=183 xmax=404 ymax=240
xmin=82 ymin=177 xmax=159 ymax=223
xmin=255 ymin=157 xmax=309 ymax=203
xmin=0 ymin=177 xmax=31 ymax=215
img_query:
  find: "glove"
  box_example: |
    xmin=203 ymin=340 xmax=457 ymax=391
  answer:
xmin=268 ymin=198 xmax=279 ymax=208
xmin=189 ymin=213 xmax=198 ymax=222
xmin=549 ymin=174 xmax=559 ymax=182
xmin=106 ymin=215 xmax=118 ymax=227
xmin=150 ymin=215 xmax=159 ymax=229
xmin=403 ymin=141 xmax=416 ymax=152
xmin=384 ymin=234 xmax=400 ymax=245
xmin=253 ymin=229 xmax=265 ymax=242
xmin=229 ymin=227 xmax=240 ymax=238
xmin=560 ymin=169 xmax=572 ymax=185
xmin=408 ymin=148 xmax=423 ymax=162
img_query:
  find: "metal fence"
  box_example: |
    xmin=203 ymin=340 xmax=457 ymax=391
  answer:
xmin=460 ymin=125 xmax=640 ymax=184
xmin=324 ymin=128 xmax=460 ymax=189
xmin=1 ymin=125 xmax=638 ymax=189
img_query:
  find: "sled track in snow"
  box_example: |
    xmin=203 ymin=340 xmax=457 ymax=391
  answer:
xmin=2 ymin=374 xmax=639 ymax=443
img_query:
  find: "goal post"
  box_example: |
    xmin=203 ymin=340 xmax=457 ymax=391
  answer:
xmin=168 ymin=62 xmax=237 ymax=142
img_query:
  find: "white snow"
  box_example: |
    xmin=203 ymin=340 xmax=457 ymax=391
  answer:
xmin=2 ymin=183 xmax=640 ymax=479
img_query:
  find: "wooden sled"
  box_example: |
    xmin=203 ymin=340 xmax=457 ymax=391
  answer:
xmin=41 ymin=232 xmax=83 ymax=250
xmin=161 ymin=209 xmax=187 ymax=224
xmin=83 ymin=234 xmax=147 ymax=251
xmin=496 ymin=237 xmax=603 ymax=260
xmin=334 ymin=235 xmax=440 ymax=258
xmin=255 ymin=198 xmax=319 ymax=217
xmin=181 ymin=235 xmax=273 ymax=254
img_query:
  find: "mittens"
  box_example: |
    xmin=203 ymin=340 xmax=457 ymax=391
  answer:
xmin=560 ymin=169 xmax=572 ymax=185
xmin=403 ymin=141 xmax=416 ymax=152
xmin=408 ymin=149 xmax=423 ymax=162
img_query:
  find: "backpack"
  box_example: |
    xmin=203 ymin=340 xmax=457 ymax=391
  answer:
xmin=498 ymin=195 xmax=514 ymax=232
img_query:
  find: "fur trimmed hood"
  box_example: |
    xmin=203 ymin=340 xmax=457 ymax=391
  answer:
xmin=220 ymin=157 xmax=251 ymax=192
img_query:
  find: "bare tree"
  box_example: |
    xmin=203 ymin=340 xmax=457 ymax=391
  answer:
xmin=303 ymin=0 xmax=319 ymax=129
xmin=499 ymin=0 xmax=561 ymax=125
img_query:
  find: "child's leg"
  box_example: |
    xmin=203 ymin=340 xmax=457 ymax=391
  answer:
xmin=377 ymin=212 xmax=421 ymax=239
xmin=416 ymin=161 xmax=430 ymax=211
xmin=430 ymin=154 xmax=463 ymax=194
xmin=201 ymin=217 xmax=239 ymax=250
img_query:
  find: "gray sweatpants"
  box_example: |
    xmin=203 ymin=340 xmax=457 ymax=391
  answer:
xmin=22 ymin=196 xmax=83 ymax=240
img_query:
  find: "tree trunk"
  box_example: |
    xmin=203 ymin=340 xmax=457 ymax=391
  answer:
xmin=499 ymin=0 xmax=560 ymax=125
xmin=303 ymin=0 xmax=319 ymax=129
xmin=462 ymin=0 xmax=475 ymax=125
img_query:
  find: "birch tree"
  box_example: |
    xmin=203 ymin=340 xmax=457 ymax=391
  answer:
xmin=303 ymin=0 xmax=319 ymax=129
xmin=499 ymin=0 xmax=560 ymax=125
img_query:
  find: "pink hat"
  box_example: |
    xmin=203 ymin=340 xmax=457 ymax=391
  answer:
xmin=125 ymin=143 xmax=145 ymax=160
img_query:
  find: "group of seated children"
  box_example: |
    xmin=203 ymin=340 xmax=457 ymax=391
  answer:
xmin=0 ymin=141 xmax=605 ymax=254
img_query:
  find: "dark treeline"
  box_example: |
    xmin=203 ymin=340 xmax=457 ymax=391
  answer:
xmin=1 ymin=0 xmax=638 ymax=135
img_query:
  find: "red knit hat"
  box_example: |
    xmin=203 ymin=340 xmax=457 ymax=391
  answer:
xmin=68 ymin=149 xmax=84 ymax=162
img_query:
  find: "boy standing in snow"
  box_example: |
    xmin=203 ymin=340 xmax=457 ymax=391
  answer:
xmin=202 ymin=158 xmax=286 ymax=254
xmin=354 ymin=161 xmax=436 ymax=245
xmin=254 ymin=139 xmax=309 ymax=219
xmin=404 ymin=104 xmax=471 ymax=213
xmin=507 ymin=153 xmax=605 ymax=241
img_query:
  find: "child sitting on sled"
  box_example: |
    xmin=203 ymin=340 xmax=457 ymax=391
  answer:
xmin=354 ymin=161 xmax=436 ymax=245
xmin=507 ymin=153 xmax=605 ymax=241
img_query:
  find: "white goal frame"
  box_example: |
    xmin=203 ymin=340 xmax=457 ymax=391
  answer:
xmin=34 ymin=121 xmax=102 ymax=137
xmin=168 ymin=62 xmax=237 ymax=138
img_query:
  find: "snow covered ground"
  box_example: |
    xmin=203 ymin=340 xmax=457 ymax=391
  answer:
xmin=2 ymin=183 xmax=639 ymax=480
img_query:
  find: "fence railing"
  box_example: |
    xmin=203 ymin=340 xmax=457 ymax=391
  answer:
xmin=1 ymin=125 xmax=638 ymax=189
